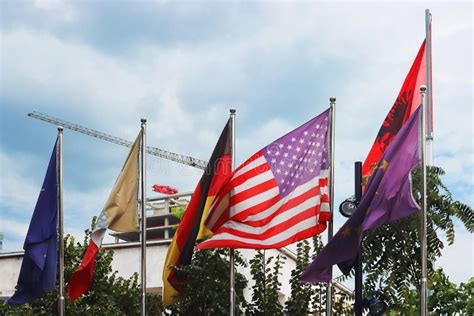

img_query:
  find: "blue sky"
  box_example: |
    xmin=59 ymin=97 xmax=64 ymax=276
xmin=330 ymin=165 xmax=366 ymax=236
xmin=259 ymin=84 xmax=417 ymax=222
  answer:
xmin=1 ymin=1 xmax=472 ymax=285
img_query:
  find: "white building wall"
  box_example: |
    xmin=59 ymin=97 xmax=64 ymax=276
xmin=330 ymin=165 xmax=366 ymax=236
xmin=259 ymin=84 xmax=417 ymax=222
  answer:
xmin=0 ymin=254 xmax=22 ymax=297
xmin=0 ymin=242 xmax=298 ymax=304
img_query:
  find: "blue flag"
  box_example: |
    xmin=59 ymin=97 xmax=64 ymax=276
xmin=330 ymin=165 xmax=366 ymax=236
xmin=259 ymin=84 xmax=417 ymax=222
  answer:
xmin=8 ymin=140 xmax=58 ymax=306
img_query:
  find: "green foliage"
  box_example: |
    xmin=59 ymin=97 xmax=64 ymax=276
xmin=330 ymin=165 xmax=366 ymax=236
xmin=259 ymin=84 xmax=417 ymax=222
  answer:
xmin=309 ymin=235 xmax=352 ymax=315
xmin=310 ymin=235 xmax=328 ymax=314
xmin=386 ymin=269 xmax=474 ymax=315
xmin=362 ymin=166 xmax=473 ymax=310
xmin=170 ymin=206 xmax=186 ymax=220
xmin=285 ymin=239 xmax=313 ymax=315
xmin=166 ymin=248 xmax=248 ymax=316
xmin=458 ymin=276 xmax=474 ymax=315
xmin=0 ymin=217 xmax=162 ymax=315
xmin=247 ymin=250 xmax=285 ymax=315
xmin=428 ymin=268 xmax=466 ymax=314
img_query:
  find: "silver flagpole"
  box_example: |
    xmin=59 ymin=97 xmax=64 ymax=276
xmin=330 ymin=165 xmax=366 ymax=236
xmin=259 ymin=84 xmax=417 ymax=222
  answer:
xmin=140 ymin=119 xmax=147 ymax=316
xmin=425 ymin=9 xmax=433 ymax=166
xmin=326 ymin=97 xmax=336 ymax=316
xmin=419 ymin=85 xmax=428 ymax=316
xmin=57 ymin=126 xmax=65 ymax=316
xmin=229 ymin=108 xmax=236 ymax=316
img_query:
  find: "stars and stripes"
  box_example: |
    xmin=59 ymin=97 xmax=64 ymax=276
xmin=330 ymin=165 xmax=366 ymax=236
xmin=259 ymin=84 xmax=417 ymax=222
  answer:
xmin=197 ymin=109 xmax=331 ymax=250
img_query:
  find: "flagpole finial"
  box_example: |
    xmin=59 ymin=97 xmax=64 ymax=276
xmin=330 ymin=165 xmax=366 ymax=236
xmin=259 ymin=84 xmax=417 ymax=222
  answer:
xmin=58 ymin=126 xmax=63 ymax=132
xmin=330 ymin=97 xmax=336 ymax=103
xmin=141 ymin=118 xmax=147 ymax=124
xmin=230 ymin=108 xmax=236 ymax=114
xmin=420 ymin=85 xmax=427 ymax=92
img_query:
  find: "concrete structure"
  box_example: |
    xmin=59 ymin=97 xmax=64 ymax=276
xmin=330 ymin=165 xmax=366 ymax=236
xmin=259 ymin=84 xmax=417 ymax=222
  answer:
xmin=0 ymin=192 xmax=353 ymax=308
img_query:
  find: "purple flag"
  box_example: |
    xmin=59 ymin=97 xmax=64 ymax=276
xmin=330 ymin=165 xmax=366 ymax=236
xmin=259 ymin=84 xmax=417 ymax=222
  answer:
xmin=300 ymin=107 xmax=421 ymax=283
xmin=8 ymin=140 xmax=58 ymax=305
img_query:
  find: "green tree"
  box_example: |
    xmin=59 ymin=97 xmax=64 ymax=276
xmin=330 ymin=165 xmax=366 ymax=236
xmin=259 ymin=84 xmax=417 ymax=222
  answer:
xmin=428 ymin=268 xmax=464 ymax=314
xmin=247 ymin=250 xmax=285 ymax=315
xmin=166 ymin=248 xmax=248 ymax=316
xmin=387 ymin=269 xmax=473 ymax=315
xmin=458 ymin=276 xmax=474 ymax=315
xmin=362 ymin=166 xmax=473 ymax=310
xmin=309 ymin=235 xmax=352 ymax=315
xmin=0 ymin=218 xmax=162 ymax=315
xmin=285 ymin=239 xmax=313 ymax=315
xmin=310 ymin=235 xmax=327 ymax=315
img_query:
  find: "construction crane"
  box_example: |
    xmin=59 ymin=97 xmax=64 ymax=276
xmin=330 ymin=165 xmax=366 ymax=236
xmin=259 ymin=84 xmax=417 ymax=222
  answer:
xmin=28 ymin=111 xmax=208 ymax=170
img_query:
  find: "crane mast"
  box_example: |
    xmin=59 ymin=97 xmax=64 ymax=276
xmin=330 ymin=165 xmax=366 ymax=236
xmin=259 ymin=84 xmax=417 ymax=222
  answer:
xmin=28 ymin=111 xmax=208 ymax=170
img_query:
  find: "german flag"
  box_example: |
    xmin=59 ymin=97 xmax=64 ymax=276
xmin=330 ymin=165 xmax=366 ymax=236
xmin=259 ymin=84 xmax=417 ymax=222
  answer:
xmin=162 ymin=120 xmax=231 ymax=306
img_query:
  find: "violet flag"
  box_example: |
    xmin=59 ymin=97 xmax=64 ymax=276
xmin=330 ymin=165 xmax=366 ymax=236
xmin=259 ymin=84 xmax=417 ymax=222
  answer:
xmin=300 ymin=107 xmax=421 ymax=283
xmin=8 ymin=140 xmax=58 ymax=305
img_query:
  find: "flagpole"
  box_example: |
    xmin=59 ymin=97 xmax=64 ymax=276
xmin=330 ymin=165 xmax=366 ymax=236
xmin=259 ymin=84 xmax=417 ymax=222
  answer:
xmin=229 ymin=108 xmax=236 ymax=316
xmin=326 ymin=97 xmax=336 ymax=316
xmin=140 ymin=119 xmax=147 ymax=316
xmin=425 ymin=9 xmax=433 ymax=166
xmin=57 ymin=126 xmax=65 ymax=316
xmin=419 ymin=85 xmax=428 ymax=316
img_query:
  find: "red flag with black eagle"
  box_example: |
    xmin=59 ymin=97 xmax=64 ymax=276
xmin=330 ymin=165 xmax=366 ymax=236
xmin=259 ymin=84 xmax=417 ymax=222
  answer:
xmin=162 ymin=120 xmax=231 ymax=306
xmin=362 ymin=39 xmax=432 ymax=184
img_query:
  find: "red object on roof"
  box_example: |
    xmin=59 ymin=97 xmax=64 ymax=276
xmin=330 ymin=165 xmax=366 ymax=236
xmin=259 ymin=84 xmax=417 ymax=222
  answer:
xmin=152 ymin=185 xmax=178 ymax=195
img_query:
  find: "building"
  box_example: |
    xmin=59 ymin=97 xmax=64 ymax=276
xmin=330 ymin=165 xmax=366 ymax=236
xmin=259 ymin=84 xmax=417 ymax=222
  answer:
xmin=0 ymin=192 xmax=353 ymax=309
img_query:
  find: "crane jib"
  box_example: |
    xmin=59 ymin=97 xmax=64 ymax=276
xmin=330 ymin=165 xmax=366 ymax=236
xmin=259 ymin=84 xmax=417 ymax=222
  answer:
xmin=27 ymin=112 xmax=207 ymax=170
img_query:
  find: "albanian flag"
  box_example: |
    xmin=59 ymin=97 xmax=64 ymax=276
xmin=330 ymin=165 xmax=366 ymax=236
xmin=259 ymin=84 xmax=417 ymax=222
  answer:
xmin=362 ymin=40 xmax=430 ymax=184
xmin=162 ymin=120 xmax=231 ymax=306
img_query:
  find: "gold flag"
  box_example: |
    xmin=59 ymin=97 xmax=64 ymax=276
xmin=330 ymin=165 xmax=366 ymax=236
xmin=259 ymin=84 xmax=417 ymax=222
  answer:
xmin=104 ymin=132 xmax=141 ymax=232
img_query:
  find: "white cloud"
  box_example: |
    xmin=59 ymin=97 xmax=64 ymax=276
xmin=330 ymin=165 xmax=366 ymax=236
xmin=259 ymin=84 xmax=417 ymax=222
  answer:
xmin=0 ymin=152 xmax=41 ymax=212
xmin=0 ymin=2 xmax=472 ymax=287
xmin=33 ymin=0 xmax=76 ymax=22
xmin=436 ymin=231 xmax=473 ymax=284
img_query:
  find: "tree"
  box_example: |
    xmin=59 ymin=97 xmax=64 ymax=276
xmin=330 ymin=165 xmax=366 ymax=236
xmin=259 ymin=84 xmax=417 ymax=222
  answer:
xmin=166 ymin=248 xmax=248 ymax=315
xmin=386 ymin=269 xmax=473 ymax=315
xmin=362 ymin=166 xmax=473 ymax=309
xmin=0 ymin=218 xmax=162 ymax=315
xmin=285 ymin=239 xmax=313 ymax=315
xmin=247 ymin=250 xmax=285 ymax=315
xmin=309 ymin=235 xmax=352 ymax=315
xmin=458 ymin=276 xmax=474 ymax=315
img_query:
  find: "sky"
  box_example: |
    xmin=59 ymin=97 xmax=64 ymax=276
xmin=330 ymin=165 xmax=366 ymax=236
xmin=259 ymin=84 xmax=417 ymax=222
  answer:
xmin=0 ymin=1 xmax=472 ymax=286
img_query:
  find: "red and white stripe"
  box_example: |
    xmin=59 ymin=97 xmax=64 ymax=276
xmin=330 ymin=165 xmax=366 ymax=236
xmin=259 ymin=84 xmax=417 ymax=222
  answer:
xmin=197 ymin=151 xmax=330 ymax=250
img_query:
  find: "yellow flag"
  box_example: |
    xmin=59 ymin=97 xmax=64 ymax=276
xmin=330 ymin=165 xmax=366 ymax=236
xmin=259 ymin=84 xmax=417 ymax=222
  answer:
xmin=104 ymin=132 xmax=141 ymax=232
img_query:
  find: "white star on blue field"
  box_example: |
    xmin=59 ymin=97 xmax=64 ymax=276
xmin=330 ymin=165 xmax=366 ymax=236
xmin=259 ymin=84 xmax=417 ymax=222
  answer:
xmin=0 ymin=1 xmax=472 ymax=285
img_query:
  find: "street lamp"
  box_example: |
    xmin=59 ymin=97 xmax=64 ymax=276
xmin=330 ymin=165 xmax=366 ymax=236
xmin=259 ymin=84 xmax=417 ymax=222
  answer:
xmin=339 ymin=195 xmax=358 ymax=218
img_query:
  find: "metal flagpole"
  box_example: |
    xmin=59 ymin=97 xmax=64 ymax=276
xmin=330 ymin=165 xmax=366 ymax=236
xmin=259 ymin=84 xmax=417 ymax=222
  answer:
xmin=419 ymin=86 xmax=428 ymax=316
xmin=140 ymin=119 xmax=147 ymax=316
xmin=229 ymin=108 xmax=236 ymax=316
xmin=57 ymin=126 xmax=65 ymax=316
xmin=354 ymin=161 xmax=363 ymax=316
xmin=326 ymin=97 xmax=336 ymax=316
xmin=425 ymin=9 xmax=433 ymax=166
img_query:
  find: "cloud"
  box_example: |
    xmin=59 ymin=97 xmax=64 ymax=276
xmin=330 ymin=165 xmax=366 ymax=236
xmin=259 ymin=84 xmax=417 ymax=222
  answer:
xmin=0 ymin=1 xmax=472 ymax=287
xmin=436 ymin=231 xmax=473 ymax=284
xmin=0 ymin=151 xmax=42 ymax=212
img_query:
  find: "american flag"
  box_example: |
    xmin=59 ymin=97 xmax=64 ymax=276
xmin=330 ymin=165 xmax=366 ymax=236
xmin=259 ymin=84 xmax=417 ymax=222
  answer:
xmin=197 ymin=109 xmax=331 ymax=250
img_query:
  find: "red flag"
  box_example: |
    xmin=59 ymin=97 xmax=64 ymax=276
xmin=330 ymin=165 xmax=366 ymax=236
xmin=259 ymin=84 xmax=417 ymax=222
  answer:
xmin=152 ymin=185 xmax=178 ymax=195
xmin=362 ymin=40 xmax=429 ymax=184
xmin=68 ymin=241 xmax=99 ymax=300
